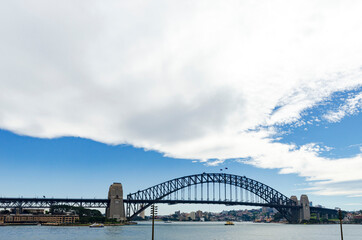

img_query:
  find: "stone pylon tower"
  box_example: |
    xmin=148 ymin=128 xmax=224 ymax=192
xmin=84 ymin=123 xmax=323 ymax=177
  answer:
xmin=106 ymin=183 xmax=126 ymax=222
xmin=290 ymin=194 xmax=311 ymax=223
xmin=300 ymin=194 xmax=310 ymax=221
xmin=290 ymin=195 xmax=300 ymax=223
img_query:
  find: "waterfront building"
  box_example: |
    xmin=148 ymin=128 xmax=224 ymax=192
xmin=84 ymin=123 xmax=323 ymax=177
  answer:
xmin=189 ymin=212 xmax=196 ymax=220
xmin=0 ymin=214 xmax=79 ymax=224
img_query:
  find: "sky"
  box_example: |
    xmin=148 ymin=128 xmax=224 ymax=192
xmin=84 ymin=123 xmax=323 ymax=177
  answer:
xmin=0 ymin=0 xmax=361 ymax=215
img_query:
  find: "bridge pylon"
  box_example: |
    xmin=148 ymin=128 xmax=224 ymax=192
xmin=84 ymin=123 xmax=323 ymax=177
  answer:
xmin=106 ymin=182 xmax=126 ymax=222
xmin=290 ymin=195 xmax=311 ymax=223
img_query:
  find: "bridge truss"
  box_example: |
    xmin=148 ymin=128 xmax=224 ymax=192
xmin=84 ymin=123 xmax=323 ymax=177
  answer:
xmin=0 ymin=198 xmax=108 ymax=209
xmin=126 ymin=173 xmax=298 ymax=222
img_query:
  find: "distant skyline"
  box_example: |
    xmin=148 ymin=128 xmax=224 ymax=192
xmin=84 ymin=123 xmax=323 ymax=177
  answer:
xmin=0 ymin=1 xmax=361 ymax=215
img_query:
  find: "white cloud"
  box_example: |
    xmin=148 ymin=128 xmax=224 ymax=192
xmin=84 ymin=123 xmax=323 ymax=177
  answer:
xmin=303 ymin=178 xmax=362 ymax=197
xmin=0 ymin=1 xmax=362 ymax=196
xmin=344 ymin=203 xmax=362 ymax=206
xmin=323 ymin=92 xmax=362 ymax=122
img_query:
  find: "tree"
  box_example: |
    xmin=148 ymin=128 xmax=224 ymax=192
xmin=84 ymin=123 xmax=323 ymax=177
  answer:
xmin=272 ymin=212 xmax=283 ymax=222
xmin=50 ymin=205 xmax=106 ymax=223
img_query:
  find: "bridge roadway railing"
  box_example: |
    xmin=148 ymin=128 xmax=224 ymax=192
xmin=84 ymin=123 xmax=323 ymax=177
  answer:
xmin=0 ymin=197 xmax=336 ymax=215
xmin=126 ymin=199 xmax=300 ymax=209
xmin=1 ymin=197 xmax=332 ymax=210
xmin=0 ymin=197 xmax=337 ymax=213
xmin=310 ymin=206 xmax=338 ymax=215
xmin=0 ymin=197 xmax=299 ymax=210
xmin=0 ymin=197 xmax=109 ymax=209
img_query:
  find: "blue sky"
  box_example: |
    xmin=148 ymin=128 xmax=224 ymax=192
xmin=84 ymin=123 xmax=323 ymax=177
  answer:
xmin=277 ymin=89 xmax=362 ymax=158
xmin=1 ymin=98 xmax=361 ymax=214
xmin=0 ymin=1 xmax=362 ymax=214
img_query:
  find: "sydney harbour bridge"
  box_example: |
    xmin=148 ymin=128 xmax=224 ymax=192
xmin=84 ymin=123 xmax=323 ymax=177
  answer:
xmin=0 ymin=173 xmax=338 ymax=223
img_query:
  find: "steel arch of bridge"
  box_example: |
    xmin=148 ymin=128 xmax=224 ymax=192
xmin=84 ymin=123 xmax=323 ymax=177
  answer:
xmin=126 ymin=173 xmax=298 ymax=222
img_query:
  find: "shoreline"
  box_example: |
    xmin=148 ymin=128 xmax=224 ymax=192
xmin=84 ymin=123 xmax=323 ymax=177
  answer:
xmin=1 ymin=221 xmax=360 ymax=226
xmin=0 ymin=222 xmax=137 ymax=227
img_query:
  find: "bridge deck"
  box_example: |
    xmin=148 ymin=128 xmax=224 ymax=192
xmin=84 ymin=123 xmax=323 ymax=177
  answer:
xmin=0 ymin=198 xmax=301 ymax=209
xmin=0 ymin=197 xmax=337 ymax=216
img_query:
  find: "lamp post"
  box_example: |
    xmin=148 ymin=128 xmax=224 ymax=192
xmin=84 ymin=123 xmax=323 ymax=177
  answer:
xmin=151 ymin=205 xmax=158 ymax=240
xmin=338 ymin=209 xmax=344 ymax=240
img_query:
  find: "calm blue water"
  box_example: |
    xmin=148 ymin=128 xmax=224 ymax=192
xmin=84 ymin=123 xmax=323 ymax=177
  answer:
xmin=1 ymin=222 xmax=361 ymax=240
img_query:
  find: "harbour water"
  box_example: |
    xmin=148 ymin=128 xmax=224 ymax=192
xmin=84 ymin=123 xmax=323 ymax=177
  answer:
xmin=1 ymin=222 xmax=362 ymax=240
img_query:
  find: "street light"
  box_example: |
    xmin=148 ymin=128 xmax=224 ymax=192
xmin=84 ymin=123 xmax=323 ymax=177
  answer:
xmin=338 ymin=209 xmax=344 ymax=240
xmin=150 ymin=205 xmax=158 ymax=240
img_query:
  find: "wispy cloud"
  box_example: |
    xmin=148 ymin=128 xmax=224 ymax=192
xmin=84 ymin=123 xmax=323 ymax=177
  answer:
xmin=0 ymin=1 xmax=362 ymax=196
xmin=344 ymin=203 xmax=362 ymax=206
xmin=323 ymin=92 xmax=362 ymax=122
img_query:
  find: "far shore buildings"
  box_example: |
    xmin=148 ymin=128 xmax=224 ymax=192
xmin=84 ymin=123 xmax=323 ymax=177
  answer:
xmin=0 ymin=214 xmax=79 ymax=224
xmin=0 ymin=209 xmax=79 ymax=225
